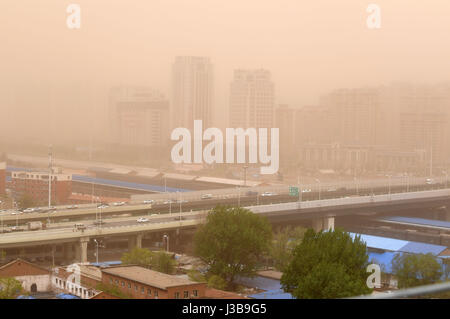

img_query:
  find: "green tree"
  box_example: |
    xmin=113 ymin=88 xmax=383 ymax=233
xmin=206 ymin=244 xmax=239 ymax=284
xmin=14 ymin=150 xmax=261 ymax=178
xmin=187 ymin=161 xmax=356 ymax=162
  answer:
xmin=0 ymin=277 xmax=23 ymax=299
xmin=270 ymin=226 xmax=306 ymax=272
xmin=150 ymin=251 xmax=177 ymax=274
xmin=391 ymin=253 xmax=443 ymax=289
xmin=281 ymin=228 xmax=371 ymax=299
xmin=121 ymin=247 xmax=152 ymax=267
xmin=207 ymin=275 xmax=228 ymax=290
xmin=121 ymin=248 xmax=177 ymax=274
xmin=194 ymin=206 xmax=272 ymax=289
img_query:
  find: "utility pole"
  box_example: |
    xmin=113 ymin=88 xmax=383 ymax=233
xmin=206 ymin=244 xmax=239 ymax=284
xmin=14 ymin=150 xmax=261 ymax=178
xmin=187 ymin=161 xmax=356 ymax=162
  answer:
xmin=243 ymin=165 xmax=248 ymax=187
xmin=48 ymin=145 xmax=53 ymax=208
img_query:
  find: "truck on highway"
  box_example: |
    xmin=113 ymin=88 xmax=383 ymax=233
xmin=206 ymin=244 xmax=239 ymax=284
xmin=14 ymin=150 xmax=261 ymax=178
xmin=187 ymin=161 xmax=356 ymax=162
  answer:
xmin=27 ymin=221 xmax=44 ymax=231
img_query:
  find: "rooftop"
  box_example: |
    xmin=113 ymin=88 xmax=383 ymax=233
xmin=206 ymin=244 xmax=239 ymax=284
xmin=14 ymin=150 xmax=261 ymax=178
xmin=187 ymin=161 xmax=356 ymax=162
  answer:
xmin=101 ymin=266 xmax=201 ymax=290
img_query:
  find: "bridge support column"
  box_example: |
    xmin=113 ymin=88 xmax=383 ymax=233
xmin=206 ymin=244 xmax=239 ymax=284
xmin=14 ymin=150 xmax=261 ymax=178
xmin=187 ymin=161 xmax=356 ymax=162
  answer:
xmin=78 ymin=238 xmax=89 ymax=263
xmin=62 ymin=243 xmax=73 ymax=264
xmin=445 ymin=209 xmax=450 ymax=222
xmin=312 ymin=216 xmax=335 ymax=232
xmin=128 ymin=234 xmax=143 ymax=251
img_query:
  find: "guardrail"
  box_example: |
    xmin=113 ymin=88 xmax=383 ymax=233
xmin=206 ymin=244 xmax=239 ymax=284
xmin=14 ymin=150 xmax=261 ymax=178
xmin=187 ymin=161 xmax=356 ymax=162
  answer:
xmin=351 ymin=281 xmax=450 ymax=299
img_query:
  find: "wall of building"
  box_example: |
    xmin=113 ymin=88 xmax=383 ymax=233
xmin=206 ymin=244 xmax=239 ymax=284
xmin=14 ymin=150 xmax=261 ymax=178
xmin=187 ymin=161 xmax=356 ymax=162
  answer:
xmin=16 ymin=274 xmax=51 ymax=292
xmin=0 ymin=162 xmax=5 ymax=195
xmin=101 ymin=272 xmax=205 ymax=299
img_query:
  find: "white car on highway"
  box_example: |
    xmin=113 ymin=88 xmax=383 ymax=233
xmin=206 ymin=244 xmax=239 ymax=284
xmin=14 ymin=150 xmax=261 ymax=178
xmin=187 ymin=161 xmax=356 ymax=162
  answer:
xmin=113 ymin=202 xmax=126 ymax=206
xmin=143 ymin=200 xmax=154 ymax=205
xmin=137 ymin=217 xmax=149 ymax=223
xmin=261 ymin=192 xmax=277 ymax=197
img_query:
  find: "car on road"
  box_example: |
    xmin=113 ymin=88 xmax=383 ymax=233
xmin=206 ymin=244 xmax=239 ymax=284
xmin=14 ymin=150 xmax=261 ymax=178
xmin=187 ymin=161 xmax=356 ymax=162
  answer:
xmin=426 ymin=178 xmax=436 ymax=185
xmin=113 ymin=202 xmax=126 ymax=206
xmin=246 ymin=191 xmax=258 ymax=196
xmin=261 ymin=192 xmax=276 ymax=197
xmin=74 ymin=223 xmax=86 ymax=230
xmin=67 ymin=205 xmax=78 ymax=209
xmin=11 ymin=226 xmax=24 ymax=232
xmin=97 ymin=204 xmax=109 ymax=209
xmin=143 ymin=200 xmax=154 ymax=204
xmin=11 ymin=211 xmax=23 ymax=215
xmin=201 ymin=194 xmax=213 ymax=200
xmin=302 ymin=189 xmax=312 ymax=193
xmin=173 ymin=216 xmax=186 ymax=221
xmin=23 ymin=208 xmax=35 ymax=213
xmin=93 ymin=220 xmax=106 ymax=225
xmin=137 ymin=217 xmax=149 ymax=223
xmin=149 ymin=214 xmax=159 ymax=217
xmin=163 ymin=200 xmax=176 ymax=204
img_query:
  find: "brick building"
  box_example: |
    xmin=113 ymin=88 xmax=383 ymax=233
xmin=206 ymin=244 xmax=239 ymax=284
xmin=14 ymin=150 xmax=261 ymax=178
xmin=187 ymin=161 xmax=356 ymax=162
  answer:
xmin=0 ymin=258 xmax=52 ymax=293
xmin=101 ymin=265 xmax=206 ymax=299
xmin=11 ymin=170 xmax=72 ymax=205
xmin=0 ymin=162 xmax=5 ymax=195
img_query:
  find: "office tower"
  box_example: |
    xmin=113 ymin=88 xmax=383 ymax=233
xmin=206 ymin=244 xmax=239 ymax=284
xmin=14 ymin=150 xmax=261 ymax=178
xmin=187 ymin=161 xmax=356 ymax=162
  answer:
xmin=172 ymin=56 xmax=214 ymax=130
xmin=229 ymin=69 xmax=275 ymax=129
xmin=109 ymin=87 xmax=170 ymax=147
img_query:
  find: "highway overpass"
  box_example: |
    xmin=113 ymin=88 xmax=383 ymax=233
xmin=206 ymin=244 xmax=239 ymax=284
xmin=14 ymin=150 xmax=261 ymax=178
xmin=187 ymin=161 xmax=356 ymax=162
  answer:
xmin=1 ymin=188 xmax=450 ymax=264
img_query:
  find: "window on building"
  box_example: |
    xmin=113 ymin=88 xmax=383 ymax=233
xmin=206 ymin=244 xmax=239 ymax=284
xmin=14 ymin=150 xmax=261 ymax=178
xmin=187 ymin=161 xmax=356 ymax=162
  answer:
xmin=193 ymin=290 xmax=198 ymax=297
xmin=175 ymin=292 xmax=180 ymax=299
xmin=110 ymin=278 xmax=113 ymax=284
xmin=147 ymin=288 xmax=151 ymax=296
xmin=128 ymin=283 xmax=131 ymax=289
xmin=135 ymin=285 xmax=138 ymax=291
xmin=184 ymin=291 xmax=189 ymax=299
xmin=141 ymin=287 xmax=145 ymax=294
xmin=115 ymin=279 xmax=119 ymax=285
xmin=121 ymin=281 xmax=125 ymax=287
xmin=154 ymin=291 xmax=158 ymax=298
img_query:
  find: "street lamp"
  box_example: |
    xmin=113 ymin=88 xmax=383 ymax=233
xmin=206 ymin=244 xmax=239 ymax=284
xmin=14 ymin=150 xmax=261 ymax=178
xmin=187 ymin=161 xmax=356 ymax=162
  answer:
xmin=163 ymin=234 xmax=169 ymax=252
xmin=315 ymin=179 xmax=321 ymax=201
xmin=93 ymin=239 xmax=101 ymax=264
xmin=237 ymin=186 xmax=241 ymax=207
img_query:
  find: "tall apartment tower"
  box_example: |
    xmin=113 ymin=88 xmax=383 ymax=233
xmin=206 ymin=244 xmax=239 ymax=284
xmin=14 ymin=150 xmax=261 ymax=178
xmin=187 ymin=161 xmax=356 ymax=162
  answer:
xmin=171 ymin=56 xmax=214 ymax=130
xmin=109 ymin=87 xmax=170 ymax=147
xmin=229 ymin=69 xmax=275 ymax=129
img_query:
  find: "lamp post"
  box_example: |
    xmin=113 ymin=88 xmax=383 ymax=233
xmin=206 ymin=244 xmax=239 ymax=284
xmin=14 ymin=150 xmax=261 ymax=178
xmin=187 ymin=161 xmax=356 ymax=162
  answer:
xmin=163 ymin=234 xmax=169 ymax=252
xmin=315 ymin=179 xmax=321 ymax=201
xmin=237 ymin=186 xmax=241 ymax=207
xmin=93 ymin=239 xmax=99 ymax=264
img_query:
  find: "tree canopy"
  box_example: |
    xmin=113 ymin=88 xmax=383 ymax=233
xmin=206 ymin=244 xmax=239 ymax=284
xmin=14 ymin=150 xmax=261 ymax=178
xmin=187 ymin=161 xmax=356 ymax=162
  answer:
xmin=270 ymin=226 xmax=306 ymax=272
xmin=193 ymin=206 xmax=272 ymax=289
xmin=391 ymin=253 xmax=443 ymax=289
xmin=0 ymin=277 xmax=23 ymax=299
xmin=121 ymin=247 xmax=176 ymax=274
xmin=281 ymin=228 xmax=371 ymax=298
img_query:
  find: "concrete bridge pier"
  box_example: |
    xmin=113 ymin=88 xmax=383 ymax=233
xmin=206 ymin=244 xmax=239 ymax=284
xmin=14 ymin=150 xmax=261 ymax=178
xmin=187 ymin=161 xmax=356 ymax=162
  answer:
xmin=311 ymin=216 xmax=335 ymax=232
xmin=128 ymin=233 xmax=143 ymax=251
xmin=79 ymin=238 xmax=89 ymax=263
xmin=62 ymin=243 xmax=73 ymax=264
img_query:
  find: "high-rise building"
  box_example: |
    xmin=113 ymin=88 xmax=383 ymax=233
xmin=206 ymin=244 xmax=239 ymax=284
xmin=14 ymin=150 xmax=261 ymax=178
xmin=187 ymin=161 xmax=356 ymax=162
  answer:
xmin=172 ymin=56 xmax=214 ymax=130
xmin=109 ymin=87 xmax=170 ymax=147
xmin=275 ymin=105 xmax=295 ymax=165
xmin=229 ymin=69 xmax=275 ymax=129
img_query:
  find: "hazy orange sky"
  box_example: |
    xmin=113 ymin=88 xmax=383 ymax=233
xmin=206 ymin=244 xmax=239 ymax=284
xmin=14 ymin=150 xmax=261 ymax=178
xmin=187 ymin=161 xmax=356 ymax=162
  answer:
xmin=1 ymin=1 xmax=450 ymax=143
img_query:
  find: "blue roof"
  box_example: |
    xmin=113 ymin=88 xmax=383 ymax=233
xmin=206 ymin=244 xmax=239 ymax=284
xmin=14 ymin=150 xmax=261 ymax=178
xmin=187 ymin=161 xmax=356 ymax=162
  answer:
xmin=350 ymin=233 xmax=447 ymax=256
xmin=368 ymin=251 xmax=399 ymax=273
xmin=90 ymin=260 xmax=122 ymax=267
xmin=249 ymin=289 xmax=294 ymax=299
xmin=16 ymin=295 xmax=36 ymax=299
xmin=56 ymin=293 xmax=81 ymax=299
xmin=234 ymin=276 xmax=282 ymax=291
xmin=349 ymin=233 xmax=408 ymax=251
xmin=6 ymin=166 xmax=191 ymax=193
xmin=73 ymin=174 xmax=190 ymax=193
xmin=382 ymin=216 xmax=450 ymax=229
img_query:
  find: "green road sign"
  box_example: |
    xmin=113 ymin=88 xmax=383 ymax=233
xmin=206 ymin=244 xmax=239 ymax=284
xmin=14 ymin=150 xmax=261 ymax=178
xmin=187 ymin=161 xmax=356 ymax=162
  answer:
xmin=289 ymin=186 xmax=299 ymax=196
